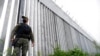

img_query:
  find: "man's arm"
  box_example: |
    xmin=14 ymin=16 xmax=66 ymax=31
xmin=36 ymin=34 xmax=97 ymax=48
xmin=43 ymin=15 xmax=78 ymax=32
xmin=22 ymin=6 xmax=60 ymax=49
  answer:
xmin=30 ymin=28 xmax=34 ymax=46
xmin=10 ymin=24 xmax=19 ymax=41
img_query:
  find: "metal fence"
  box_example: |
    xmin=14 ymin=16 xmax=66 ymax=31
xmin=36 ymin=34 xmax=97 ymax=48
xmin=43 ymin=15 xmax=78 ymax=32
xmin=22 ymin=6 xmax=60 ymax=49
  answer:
xmin=0 ymin=0 xmax=99 ymax=56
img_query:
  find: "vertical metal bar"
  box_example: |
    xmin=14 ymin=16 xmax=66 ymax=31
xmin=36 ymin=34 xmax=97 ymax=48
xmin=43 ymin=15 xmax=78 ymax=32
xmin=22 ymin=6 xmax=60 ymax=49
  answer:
xmin=44 ymin=6 xmax=47 ymax=56
xmin=10 ymin=0 xmax=20 ymax=33
xmin=40 ymin=4 xmax=44 ymax=56
xmin=44 ymin=5 xmax=47 ymax=56
xmin=63 ymin=21 xmax=69 ymax=51
xmin=60 ymin=17 xmax=65 ymax=50
xmin=24 ymin=0 xmax=30 ymax=56
xmin=0 ymin=0 xmax=12 ymax=40
xmin=28 ymin=0 xmax=34 ymax=55
xmin=52 ymin=13 xmax=55 ymax=48
xmin=49 ymin=10 xmax=54 ymax=54
xmin=52 ymin=11 xmax=55 ymax=53
xmin=17 ymin=0 xmax=25 ymax=23
xmin=63 ymin=20 xmax=67 ymax=51
xmin=50 ymin=11 xmax=55 ymax=49
xmin=47 ymin=8 xmax=52 ymax=54
xmin=61 ymin=18 xmax=67 ymax=51
xmin=45 ymin=7 xmax=49 ymax=55
xmin=3 ymin=0 xmax=15 ymax=56
xmin=79 ymin=34 xmax=85 ymax=51
xmin=87 ymin=38 xmax=91 ymax=53
xmin=46 ymin=8 xmax=49 ymax=54
xmin=84 ymin=37 xmax=89 ymax=53
xmin=53 ymin=14 xmax=58 ymax=49
xmin=57 ymin=17 xmax=63 ymax=50
xmin=53 ymin=13 xmax=58 ymax=49
xmin=25 ymin=0 xmax=30 ymax=17
xmin=63 ymin=22 xmax=69 ymax=50
xmin=90 ymin=40 xmax=93 ymax=53
xmin=69 ymin=26 xmax=74 ymax=49
xmin=34 ymin=0 xmax=38 ymax=55
xmin=46 ymin=7 xmax=53 ymax=55
xmin=83 ymin=36 xmax=87 ymax=52
xmin=70 ymin=27 xmax=74 ymax=48
xmin=59 ymin=18 xmax=63 ymax=49
xmin=70 ymin=27 xmax=79 ymax=48
xmin=54 ymin=14 xmax=57 ymax=48
xmin=55 ymin=16 xmax=60 ymax=48
xmin=87 ymin=39 xmax=91 ymax=53
xmin=74 ymin=29 xmax=80 ymax=47
xmin=53 ymin=12 xmax=56 ymax=48
xmin=37 ymin=1 xmax=42 ymax=56
xmin=41 ymin=4 xmax=46 ymax=56
xmin=0 ymin=0 xmax=11 ymax=53
xmin=0 ymin=0 xmax=8 ymax=38
xmin=60 ymin=18 xmax=64 ymax=50
xmin=32 ymin=4 xmax=35 ymax=56
xmin=30 ymin=0 xmax=34 ymax=55
xmin=0 ymin=0 xmax=12 ymax=43
xmin=47 ymin=7 xmax=50 ymax=55
xmin=40 ymin=3 xmax=43 ymax=56
xmin=75 ymin=30 xmax=81 ymax=49
xmin=61 ymin=19 xmax=65 ymax=50
xmin=9 ymin=0 xmax=20 ymax=55
xmin=17 ymin=0 xmax=21 ymax=24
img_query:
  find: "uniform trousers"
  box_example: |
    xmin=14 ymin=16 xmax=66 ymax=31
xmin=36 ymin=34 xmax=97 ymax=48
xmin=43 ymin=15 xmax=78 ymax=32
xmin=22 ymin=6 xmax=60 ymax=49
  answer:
xmin=12 ymin=38 xmax=29 ymax=56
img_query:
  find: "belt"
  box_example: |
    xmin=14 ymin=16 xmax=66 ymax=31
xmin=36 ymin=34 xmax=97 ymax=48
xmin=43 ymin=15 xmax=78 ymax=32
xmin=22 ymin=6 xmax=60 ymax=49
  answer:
xmin=16 ymin=34 xmax=30 ymax=39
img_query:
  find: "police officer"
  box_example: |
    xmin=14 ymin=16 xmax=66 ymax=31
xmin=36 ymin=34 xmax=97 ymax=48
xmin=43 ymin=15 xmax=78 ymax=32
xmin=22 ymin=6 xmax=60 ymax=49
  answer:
xmin=10 ymin=16 xmax=34 ymax=56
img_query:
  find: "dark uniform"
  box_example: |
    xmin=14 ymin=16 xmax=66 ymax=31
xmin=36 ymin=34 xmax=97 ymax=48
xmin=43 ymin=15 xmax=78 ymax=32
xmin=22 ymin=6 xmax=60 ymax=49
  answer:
xmin=10 ymin=16 xmax=34 ymax=56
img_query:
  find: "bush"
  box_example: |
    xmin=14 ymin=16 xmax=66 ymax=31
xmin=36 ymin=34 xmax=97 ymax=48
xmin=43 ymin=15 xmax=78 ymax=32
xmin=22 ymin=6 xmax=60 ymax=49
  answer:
xmin=0 ymin=52 xmax=2 ymax=56
xmin=49 ymin=47 xmax=88 ymax=56
xmin=49 ymin=47 xmax=67 ymax=56
xmin=95 ymin=53 xmax=100 ymax=56
xmin=66 ymin=48 xmax=88 ymax=56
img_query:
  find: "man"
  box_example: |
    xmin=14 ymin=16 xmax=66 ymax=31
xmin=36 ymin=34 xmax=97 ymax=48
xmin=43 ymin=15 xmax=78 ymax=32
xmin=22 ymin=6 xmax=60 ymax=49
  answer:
xmin=10 ymin=16 xmax=34 ymax=56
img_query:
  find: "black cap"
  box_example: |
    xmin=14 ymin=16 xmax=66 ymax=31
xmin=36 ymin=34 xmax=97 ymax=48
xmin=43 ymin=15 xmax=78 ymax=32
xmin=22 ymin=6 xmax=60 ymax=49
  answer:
xmin=22 ymin=16 xmax=28 ymax=20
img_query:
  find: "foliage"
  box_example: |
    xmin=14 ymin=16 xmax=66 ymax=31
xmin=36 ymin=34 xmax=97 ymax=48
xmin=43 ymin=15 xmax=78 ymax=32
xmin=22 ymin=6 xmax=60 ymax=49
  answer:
xmin=49 ymin=46 xmax=67 ymax=56
xmin=95 ymin=53 xmax=100 ymax=56
xmin=0 ymin=52 xmax=2 ymax=56
xmin=38 ymin=51 xmax=41 ymax=56
xmin=0 ymin=39 xmax=4 ymax=56
xmin=49 ymin=47 xmax=89 ymax=56
xmin=66 ymin=48 xmax=88 ymax=56
xmin=6 ymin=48 xmax=12 ymax=56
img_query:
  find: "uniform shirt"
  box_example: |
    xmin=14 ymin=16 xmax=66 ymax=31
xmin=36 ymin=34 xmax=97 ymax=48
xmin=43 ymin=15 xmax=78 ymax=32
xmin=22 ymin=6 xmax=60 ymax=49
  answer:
xmin=10 ymin=23 xmax=34 ymax=42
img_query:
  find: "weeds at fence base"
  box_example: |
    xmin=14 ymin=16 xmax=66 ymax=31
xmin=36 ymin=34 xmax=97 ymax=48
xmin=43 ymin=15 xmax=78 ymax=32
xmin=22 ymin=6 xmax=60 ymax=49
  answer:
xmin=49 ymin=46 xmax=89 ymax=56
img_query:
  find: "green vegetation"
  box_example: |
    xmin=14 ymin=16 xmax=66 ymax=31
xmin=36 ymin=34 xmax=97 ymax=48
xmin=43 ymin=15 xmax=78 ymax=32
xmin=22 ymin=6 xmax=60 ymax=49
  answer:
xmin=0 ymin=39 xmax=3 ymax=56
xmin=49 ymin=47 xmax=88 ymax=56
xmin=6 ymin=48 xmax=12 ymax=56
xmin=0 ymin=39 xmax=12 ymax=56
xmin=66 ymin=48 xmax=88 ymax=56
xmin=49 ymin=46 xmax=67 ymax=56
xmin=0 ymin=52 xmax=2 ymax=56
xmin=49 ymin=46 xmax=100 ymax=56
xmin=38 ymin=51 xmax=41 ymax=56
xmin=0 ymin=39 xmax=100 ymax=56
xmin=95 ymin=53 xmax=100 ymax=56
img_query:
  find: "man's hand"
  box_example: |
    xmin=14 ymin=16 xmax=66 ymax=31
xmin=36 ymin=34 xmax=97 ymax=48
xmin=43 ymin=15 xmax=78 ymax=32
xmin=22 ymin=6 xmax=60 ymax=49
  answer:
xmin=32 ymin=42 xmax=34 ymax=47
xmin=11 ymin=38 xmax=14 ymax=42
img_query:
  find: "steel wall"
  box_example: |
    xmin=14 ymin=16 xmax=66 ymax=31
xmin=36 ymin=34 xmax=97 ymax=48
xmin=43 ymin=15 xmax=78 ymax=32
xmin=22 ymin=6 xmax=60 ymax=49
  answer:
xmin=0 ymin=0 xmax=99 ymax=56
